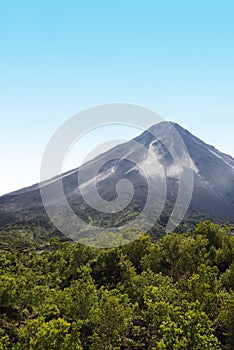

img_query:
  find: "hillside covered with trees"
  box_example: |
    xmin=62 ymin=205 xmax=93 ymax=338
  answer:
xmin=0 ymin=221 xmax=234 ymax=349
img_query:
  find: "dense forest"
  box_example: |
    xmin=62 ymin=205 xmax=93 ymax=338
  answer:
xmin=0 ymin=221 xmax=234 ymax=349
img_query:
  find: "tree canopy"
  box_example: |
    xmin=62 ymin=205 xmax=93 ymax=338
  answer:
xmin=0 ymin=221 xmax=233 ymax=349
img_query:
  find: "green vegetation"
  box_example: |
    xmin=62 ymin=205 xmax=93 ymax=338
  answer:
xmin=0 ymin=221 xmax=234 ymax=349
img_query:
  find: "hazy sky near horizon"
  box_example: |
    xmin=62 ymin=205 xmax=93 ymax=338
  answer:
xmin=0 ymin=0 xmax=234 ymax=195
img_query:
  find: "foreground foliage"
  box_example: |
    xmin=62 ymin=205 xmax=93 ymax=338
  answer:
xmin=0 ymin=221 xmax=234 ymax=349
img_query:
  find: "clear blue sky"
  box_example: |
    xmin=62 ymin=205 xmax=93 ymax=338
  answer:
xmin=0 ymin=0 xmax=234 ymax=195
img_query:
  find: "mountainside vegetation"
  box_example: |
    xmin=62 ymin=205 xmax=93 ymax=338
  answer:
xmin=0 ymin=221 xmax=234 ymax=349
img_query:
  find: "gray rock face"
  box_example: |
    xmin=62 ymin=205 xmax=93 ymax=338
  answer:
xmin=0 ymin=122 xmax=234 ymax=231
xmin=172 ymin=123 xmax=234 ymax=220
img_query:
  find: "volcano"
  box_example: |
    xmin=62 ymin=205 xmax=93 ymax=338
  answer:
xmin=1 ymin=122 xmax=234 ymax=240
